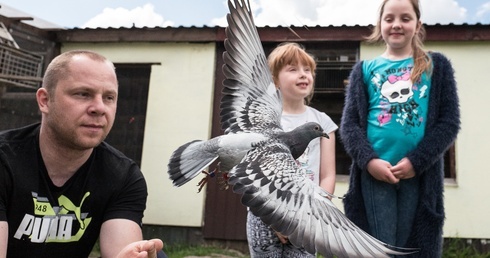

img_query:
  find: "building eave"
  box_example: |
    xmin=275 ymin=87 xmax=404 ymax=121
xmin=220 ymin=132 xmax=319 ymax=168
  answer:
xmin=54 ymin=23 xmax=490 ymax=44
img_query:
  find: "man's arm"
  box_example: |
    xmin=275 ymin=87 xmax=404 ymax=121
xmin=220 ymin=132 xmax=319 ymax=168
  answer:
xmin=0 ymin=221 xmax=7 ymax=258
xmin=99 ymin=219 xmax=144 ymax=258
xmin=100 ymin=219 xmax=163 ymax=258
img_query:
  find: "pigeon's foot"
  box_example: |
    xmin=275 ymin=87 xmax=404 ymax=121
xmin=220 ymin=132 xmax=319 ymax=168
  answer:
xmin=323 ymin=190 xmax=346 ymax=200
xmin=218 ymin=172 xmax=230 ymax=191
xmin=197 ymin=170 xmax=217 ymax=193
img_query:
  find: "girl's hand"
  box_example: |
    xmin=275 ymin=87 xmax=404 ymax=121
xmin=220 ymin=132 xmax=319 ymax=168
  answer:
xmin=275 ymin=231 xmax=289 ymax=244
xmin=367 ymin=159 xmax=399 ymax=184
xmin=391 ymin=157 xmax=416 ymax=180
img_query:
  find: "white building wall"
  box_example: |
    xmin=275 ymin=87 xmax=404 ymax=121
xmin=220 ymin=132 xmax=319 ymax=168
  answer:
xmin=62 ymin=40 xmax=490 ymax=239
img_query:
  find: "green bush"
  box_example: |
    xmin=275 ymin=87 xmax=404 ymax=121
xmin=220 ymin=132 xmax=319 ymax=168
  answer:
xmin=442 ymin=238 xmax=490 ymax=258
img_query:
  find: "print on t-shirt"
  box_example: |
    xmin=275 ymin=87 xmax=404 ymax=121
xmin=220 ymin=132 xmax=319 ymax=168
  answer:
xmin=296 ymin=146 xmax=314 ymax=181
xmin=14 ymin=192 xmax=91 ymax=243
xmin=372 ymin=67 xmax=428 ymax=135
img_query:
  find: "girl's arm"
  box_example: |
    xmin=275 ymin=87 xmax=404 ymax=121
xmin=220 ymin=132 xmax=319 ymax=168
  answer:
xmin=319 ymin=132 xmax=336 ymax=195
xmin=406 ymin=53 xmax=461 ymax=175
xmin=339 ymin=62 xmax=378 ymax=170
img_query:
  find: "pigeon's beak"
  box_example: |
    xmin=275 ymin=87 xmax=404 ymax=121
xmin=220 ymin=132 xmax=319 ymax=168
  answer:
xmin=322 ymin=132 xmax=329 ymax=139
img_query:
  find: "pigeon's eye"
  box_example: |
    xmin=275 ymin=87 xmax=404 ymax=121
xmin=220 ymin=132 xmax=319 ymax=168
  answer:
xmin=315 ymin=126 xmax=320 ymax=131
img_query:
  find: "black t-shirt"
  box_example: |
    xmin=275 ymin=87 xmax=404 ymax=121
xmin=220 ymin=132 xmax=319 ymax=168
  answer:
xmin=0 ymin=124 xmax=148 ymax=257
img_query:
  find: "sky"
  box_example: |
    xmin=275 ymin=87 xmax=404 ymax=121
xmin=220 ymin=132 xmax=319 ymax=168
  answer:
xmin=0 ymin=0 xmax=489 ymax=29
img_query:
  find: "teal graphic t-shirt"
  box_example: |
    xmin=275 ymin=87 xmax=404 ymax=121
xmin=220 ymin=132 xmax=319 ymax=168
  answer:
xmin=363 ymin=56 xmax=431 ymax=165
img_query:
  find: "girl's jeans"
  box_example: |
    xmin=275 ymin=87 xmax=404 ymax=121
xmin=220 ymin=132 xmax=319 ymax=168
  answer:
xmin=361 ymin=170 xmax=419 ymax=247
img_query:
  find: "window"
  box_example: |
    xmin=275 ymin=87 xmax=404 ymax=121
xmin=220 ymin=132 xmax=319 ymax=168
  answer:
xmin=307 ymin=42 xmax=359 ymax=176
xmin=104 ymin=64 xmax=152 ymax=167
xmin=0 ymin=42 xmax=44 ymax=92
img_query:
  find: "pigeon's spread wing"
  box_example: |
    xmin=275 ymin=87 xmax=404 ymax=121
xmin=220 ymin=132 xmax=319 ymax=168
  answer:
xmin=228 ymin=142 xmax=416 ymax=258
xmin=220 ymin=0 xmax=283 ymax=134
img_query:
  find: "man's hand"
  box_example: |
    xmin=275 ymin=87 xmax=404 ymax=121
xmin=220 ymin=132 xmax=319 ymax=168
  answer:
xmin=116 ymin=239 xmax=164 ymax=258
xmin=0 ymin=221 xmax=8 ymax=258
xmin=367 ymin=159 xmax=399 ymax=184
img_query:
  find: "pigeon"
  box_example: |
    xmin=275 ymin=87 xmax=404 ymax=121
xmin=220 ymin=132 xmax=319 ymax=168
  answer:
xmin=168 ymin=122 xmax=327 ymax=190
xmin=167 ymin=0 xmax=418 ymax=257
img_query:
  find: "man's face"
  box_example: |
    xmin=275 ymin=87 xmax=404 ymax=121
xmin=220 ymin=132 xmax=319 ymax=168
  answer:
xmin=42 ymin=55 xmax=118 ymax=150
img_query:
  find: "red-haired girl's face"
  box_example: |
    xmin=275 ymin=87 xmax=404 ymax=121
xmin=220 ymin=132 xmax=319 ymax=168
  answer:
xmin=276 ymin=63 xmax=314 ymax=103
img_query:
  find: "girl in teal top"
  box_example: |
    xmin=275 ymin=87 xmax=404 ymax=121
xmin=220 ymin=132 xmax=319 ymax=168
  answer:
xmin=364 ymin=56 xmax=431 ymax=166
xmin=340 ymin=0 xmax=460 ymax=256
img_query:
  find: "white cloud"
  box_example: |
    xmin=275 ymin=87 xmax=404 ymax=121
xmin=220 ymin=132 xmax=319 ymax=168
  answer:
xmin=476 ymin=2 xmax=490 ymax=22
xmin=211 ymin=0 xmax=468 ymax=27
xmin=420 ymin=0 xmax=466 ymax=24
xmin=82 ymin=3 xmax=174 ymax=28
xmin=253 ymin=0 xmax=381 ymax=26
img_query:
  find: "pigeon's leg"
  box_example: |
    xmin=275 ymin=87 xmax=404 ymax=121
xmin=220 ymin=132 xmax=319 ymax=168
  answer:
xmin=217 ymin=172 xmax=230 ymax=191
xmin=197 ymin=165 xmax=220 ymax=193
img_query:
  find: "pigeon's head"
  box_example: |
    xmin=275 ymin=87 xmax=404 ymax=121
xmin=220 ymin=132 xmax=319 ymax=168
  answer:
xmin=297 ymin=122 xmax=329 ymax=139
xmin=286 ymin=122 xmax=329 ymax=159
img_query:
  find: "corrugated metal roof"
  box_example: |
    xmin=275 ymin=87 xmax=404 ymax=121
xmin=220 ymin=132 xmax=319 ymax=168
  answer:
xmin=66 ymin=22 xmax=490 ymax=30
xmin=1 ymin=3 xmax=488 ymax=42
xmin=53 ymin=23 xmax=490 ymax=44
xmin=0 ymin=3 xmax=64 ymax=30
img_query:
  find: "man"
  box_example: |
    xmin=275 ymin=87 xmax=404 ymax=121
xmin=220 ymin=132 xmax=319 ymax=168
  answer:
xmin=0 ymin=50 xmax=164 ymax=257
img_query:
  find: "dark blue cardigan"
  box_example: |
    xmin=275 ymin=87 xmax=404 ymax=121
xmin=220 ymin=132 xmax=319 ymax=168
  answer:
xmin=340 ymin=52 xmax=461 ymax=257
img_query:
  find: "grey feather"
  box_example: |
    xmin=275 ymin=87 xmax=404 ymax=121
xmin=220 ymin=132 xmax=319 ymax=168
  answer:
xmin=167 ymin=139 xmax=219 ymax=186
xmin=167 ymin=0 xmax=418 ymax=257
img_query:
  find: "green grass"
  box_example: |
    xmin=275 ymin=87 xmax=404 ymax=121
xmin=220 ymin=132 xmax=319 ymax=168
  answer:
xmin=162 ymin=240 xmax=490 ymax=258
xmin=92 ymin=238 xmax=490 ymax=258
xmin=90 ymin=242 xmax=250 ymax=258
xmin=163 ymin=239 xmax=490 ymax=258
xmin=164 ymin=244 xmax=249 ymax=258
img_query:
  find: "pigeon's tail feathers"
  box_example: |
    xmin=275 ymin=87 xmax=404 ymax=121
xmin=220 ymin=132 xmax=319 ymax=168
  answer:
xmin=168 ymin=140 xmax=219 ymax=187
